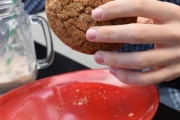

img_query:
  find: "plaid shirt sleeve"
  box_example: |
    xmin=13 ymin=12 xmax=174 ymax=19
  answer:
xmin=161 ymin=0 xmax=180 ymax=5
xmin=23 ymin=0 xmax=45 ymax=14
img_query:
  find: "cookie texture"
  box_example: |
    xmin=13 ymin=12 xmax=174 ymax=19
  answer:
xmin=45 ymin=0 xmax=137 ymax=54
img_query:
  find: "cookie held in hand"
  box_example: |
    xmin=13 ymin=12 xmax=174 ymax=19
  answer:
xmin=45 ymin=0 xmax=137 ymax=54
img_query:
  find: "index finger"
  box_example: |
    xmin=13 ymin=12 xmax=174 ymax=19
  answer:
xmin=92 ymin=0 xmax=179 ymax=22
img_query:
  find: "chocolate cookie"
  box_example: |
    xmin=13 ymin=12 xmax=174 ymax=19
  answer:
xmin=45 ymin=0 xmax=137 ymax=54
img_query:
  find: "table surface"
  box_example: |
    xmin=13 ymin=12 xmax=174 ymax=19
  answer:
xmin=35 ymin=42 xmax=180 ymax=120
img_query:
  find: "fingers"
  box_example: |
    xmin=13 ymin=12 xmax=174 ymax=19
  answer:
xmin=86 ymin=0 xmax=180 ymax=44
xmin=92 ymin=0 xmax=179 ymax=22
xmin=109 ymin=64 xmax=180 ymax=85
xmin=86 ymin=24 xmax=174 ymax=44
xmin=94 ymin=49 xmax=177 ymax=69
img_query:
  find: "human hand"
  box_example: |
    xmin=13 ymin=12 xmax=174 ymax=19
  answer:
xmin=86 ymin=0 xmax=180 ymax=85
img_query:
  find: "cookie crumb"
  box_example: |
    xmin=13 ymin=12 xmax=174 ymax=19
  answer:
xmin=128 ymin=113 xmax=134 ymax=117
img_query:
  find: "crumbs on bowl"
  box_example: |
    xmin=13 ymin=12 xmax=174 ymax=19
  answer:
xmin=128 ymin=113 xmax=134 ymax=117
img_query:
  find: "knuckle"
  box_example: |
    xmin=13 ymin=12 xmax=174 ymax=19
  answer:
xmin=170 ymin=65 xmax=180 ymax=80
xmin=134 ymin=58 xmax=148 ymax=69
xmin=134 ymin=74 xmax=148 ymax=86
xmin=176 ymin=69 xmax=180 ymax=78
xmin=171 ymin=29 xmax=180 ymax=41
xmin=140 ymin=77 xmax=150 ymax=86
xmin=109 ymin=56 xmax=119 ymax=67
xmin=129 ymin=25 xmax=146 ymax=43
xmin=133 ymin=0 xmax=147 ymax=12
xmin=103 ymin=27 xmax=114 ymax=42
xmin=119 ymin=72 xmax=129 ymax=84
xmin=174 ymin=50 xmax=180 ymax=62
xmin=169 ymin=46 xmax=180 ymax=62
xmin=140 ymin=81 xmax=149 ymax=86
xmin=170 ymin=5 xmax=180 ymax=19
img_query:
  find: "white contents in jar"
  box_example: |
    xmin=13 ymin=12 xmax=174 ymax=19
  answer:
xmin=0 ymin=54 xmax=36 ymax=94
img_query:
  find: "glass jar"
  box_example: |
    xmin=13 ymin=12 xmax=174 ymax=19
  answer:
xmin=0 ymin=0 xmax=54 ymax=93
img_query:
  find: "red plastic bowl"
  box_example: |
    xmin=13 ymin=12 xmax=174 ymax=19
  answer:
xmin=0 ymin=69 xmax=159 ymax=120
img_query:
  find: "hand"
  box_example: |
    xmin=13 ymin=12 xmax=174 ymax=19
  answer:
xmin=86 ymin=0 xmax=180 ymax=85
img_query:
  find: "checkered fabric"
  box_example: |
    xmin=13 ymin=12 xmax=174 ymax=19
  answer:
xmin=168 ymin=88 xmax=180 ymax=109
xmin=161 ymin=0 xmax=180 ymax=4
xmin=117 ymin=44 xmax=154 ymax=52
xmin=23 ymin=0 xmax=45 ymax=14
xmin=22 ymin=0 xmax=180 ymax=110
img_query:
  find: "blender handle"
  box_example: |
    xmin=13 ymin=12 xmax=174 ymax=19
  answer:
xmin=29 ymin=15 xmax=54 ymax=69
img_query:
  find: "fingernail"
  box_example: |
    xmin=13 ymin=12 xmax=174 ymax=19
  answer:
xmin=109 ymin=67 xmax=117 ymax=76
xmin=92 ymin=8 xmax=103 ymax=19
xmin=94 ymin=52 xmax=104 ymax=64
xmin=86 ymin=29 xmax=97 ymax=40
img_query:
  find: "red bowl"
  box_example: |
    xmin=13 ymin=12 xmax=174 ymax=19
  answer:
xmin=0 ymin=69 xmax=159 ymax=120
